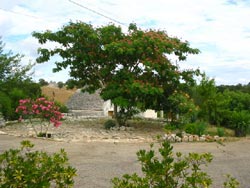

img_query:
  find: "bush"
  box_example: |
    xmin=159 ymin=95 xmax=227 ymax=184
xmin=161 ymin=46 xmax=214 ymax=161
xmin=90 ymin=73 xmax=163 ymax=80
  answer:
xmin=229 ymin=111 xmax=250 ymax=137
xmin=104 ymin=119 xmax=116 ymax=130
xmin=0 ymin=140 xmax=77 ymax=188
xmin=112 ymin=140 xmax=239 ymax=188
xmin=217 ymin=127 xmax=225 ymax=137
xmin=54 ymin=101 xmax=69 ymax=113
xmin=185 ymin=121 xmax=207 ymax=136
xmin=0 ymin=92 xmax=12 ymax=120
xmin=16 ymin=98 xmax=64 ymax=137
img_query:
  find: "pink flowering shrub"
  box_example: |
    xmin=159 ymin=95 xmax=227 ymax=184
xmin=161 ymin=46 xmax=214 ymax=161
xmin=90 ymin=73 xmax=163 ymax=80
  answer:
xmin=16 ymin=98 xmax=63 ymax=136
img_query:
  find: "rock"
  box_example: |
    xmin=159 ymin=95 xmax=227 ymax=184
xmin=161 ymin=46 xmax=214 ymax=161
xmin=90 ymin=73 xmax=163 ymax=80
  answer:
xmin=162 ymin=134 xmax=168 ymax=140
xmin=0 ymin=131 xmax=7 ymax=135
xmin=199 ymin=136 xmax=206 ymax=142
xmin=193 ymin=135 xmax=200 ymax=141
xmin=182 ymin=135 xmax=189 ymax=142
xmin=126 ymin=127 xmax=135 ymax=131
xmin=175 ymin=136 xmax=182 ymax=142
xmin=111 ymin=126 xmax=119 ymax=131
xmin=214 ymin=135 xmax=220 ymax=141
xmin=120 ymin=126 xmax=126 ymax=131
xmin=171 ymin=133 xmax=176 ymax=138
xmin=188 ymin=135 xmax=193 ymax=142
xmin=163 ymin=134 xmax=175 ymax=142
xmin=205 ymin=135 xmax=213 ymax=142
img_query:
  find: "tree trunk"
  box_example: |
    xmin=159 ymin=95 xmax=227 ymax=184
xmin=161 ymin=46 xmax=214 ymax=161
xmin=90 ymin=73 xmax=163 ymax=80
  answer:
xmin=113 ymin=104 xmax=117 ymax=119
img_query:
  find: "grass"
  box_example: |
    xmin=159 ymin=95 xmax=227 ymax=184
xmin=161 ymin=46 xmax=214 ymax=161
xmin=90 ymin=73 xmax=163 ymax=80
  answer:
xmin=41 ymin=86 xmax=76 ymax=104
xmin=206 ymin=126 xmax=235 ymax=137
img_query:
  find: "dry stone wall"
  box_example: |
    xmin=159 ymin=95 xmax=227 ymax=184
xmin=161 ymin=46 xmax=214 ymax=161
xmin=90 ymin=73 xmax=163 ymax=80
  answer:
xmin=66 ymin=90 xmax=105 ymax=117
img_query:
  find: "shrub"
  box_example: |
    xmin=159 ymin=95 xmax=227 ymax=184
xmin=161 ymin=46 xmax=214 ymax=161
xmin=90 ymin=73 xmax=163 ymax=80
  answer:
xmin=112 ymin=140 xmax=239 ymax=188
xmin=164 ymin=123 xmax=177 ymax=131
xmin=185 ymin=121 xmax=207 ymax=136
xmin=229 ymin=111 xmax=250 ymax=137
xmin=0 ymin=140 xmax=77 ymax=188
xmin=104 ymin=119 xmax=116 ymax=130
xmin=16 ymin=98 xmax=63 ymax=137
xmin=217 ymin=127 xmax=225 ymax=137
xmin=0 ymin=92 xmax=12 ymax=120
xmin=54 ymin=101 xmax=69 ymax=113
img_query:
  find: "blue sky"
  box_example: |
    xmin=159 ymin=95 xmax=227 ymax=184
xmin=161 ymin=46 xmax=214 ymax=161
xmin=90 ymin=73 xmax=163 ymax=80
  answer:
xmin=0 ymin=0 xmax=250 ymax=85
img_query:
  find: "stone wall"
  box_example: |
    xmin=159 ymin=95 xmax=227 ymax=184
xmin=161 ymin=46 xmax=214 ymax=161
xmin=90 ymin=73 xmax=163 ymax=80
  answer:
xmin=66 ymin=90 xmax=106 ymax=117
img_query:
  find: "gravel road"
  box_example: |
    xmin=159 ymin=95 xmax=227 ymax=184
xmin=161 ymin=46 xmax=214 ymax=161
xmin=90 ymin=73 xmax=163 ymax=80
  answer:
xmin=0 ymin=134 xmax=250 ymax=187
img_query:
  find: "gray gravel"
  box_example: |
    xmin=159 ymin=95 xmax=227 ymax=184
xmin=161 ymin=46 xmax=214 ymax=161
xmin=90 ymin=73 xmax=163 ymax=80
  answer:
xmin=0 ymin=134 xmax=250 ymax=187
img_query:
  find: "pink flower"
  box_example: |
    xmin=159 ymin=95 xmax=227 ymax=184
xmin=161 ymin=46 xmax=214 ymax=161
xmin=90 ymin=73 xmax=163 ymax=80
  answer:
xmin=16 ymin=98 xmax=63 ymax=131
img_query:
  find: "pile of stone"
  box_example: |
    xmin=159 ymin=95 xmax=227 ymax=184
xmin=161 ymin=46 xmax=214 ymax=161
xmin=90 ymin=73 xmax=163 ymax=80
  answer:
xmin=163 ymin=132 xmax=224 ymax=142
xmin=110 ymin=126 xmax=135 ymax=131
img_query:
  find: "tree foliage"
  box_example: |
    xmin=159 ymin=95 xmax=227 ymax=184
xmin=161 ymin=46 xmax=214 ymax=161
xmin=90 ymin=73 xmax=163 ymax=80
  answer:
xmin=33 ymin=22 xmax=200 ymax=125
xmin=0 ymin=38 xmax=41 ymax=120
xmin=38 ymin=78 xmax=49 ymax=86
xmin=190 ymin=75 xmax=250 ymax=136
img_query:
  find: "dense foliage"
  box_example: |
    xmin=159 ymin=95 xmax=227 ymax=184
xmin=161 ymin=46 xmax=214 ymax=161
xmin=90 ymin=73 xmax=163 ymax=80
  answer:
xmin=0 ymin=39 xmax=41 ymax=120
xmin=189 ymin=75 xmax=250 ymax=136
xmin=0 ymin=140 xmax=76 ymax=188
xmin=33 ymin=22 xmax=200 ymax=125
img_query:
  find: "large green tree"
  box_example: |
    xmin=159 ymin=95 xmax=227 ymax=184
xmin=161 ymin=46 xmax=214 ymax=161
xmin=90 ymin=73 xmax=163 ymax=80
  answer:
xmin=0 ymin=39 xmax=41 ymax=120
xmin=33 ymin=22 xmax=200 ymax=125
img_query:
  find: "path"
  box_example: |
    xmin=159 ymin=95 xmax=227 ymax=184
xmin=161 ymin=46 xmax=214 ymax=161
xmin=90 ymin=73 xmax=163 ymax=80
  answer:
xmin=0 ymin=134 xmax=250 ymax=187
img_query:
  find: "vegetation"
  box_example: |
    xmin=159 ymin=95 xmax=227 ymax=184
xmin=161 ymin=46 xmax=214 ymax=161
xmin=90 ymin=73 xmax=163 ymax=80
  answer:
xmin=57 ymin=81 xmax=64 ymax=89
xmin=38 ymin=78 xmax=49 ymax=86
xmin=41 ymin=85 xmax=76 ymax=105
xmin=0 ymin=39 xmax=41 ymax=120
xmin=0 ymin=140 xmax=76 ymax=188
xmin=190 ymin=74 xmax=250 ymax=137
xmin=16 ymin=98 xmax=63 ymax=137
xmin=0 ymin=21 xmax=249 ymax=137
xmin=184 ymin=121 xmax=207 ymax=136
xmin=104 ymin=119 xmax=116 ymax=130
xmin=33 ymin=22 xmax=200 ymax=126
xmin=112 ymin=140 xmax=239 ymax=188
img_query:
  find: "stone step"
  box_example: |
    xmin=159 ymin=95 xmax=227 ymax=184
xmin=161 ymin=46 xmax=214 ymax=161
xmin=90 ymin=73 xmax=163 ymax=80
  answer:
xmin=68 ymin=110 xmax=104 ymax=117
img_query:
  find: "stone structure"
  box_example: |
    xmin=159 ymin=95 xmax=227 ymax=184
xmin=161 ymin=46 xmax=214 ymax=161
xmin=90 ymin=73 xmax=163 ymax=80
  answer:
xmin=66 ymin=89 xmax=157 ymax=118
xmin=66 ymin=89 xmax=111 ymax=117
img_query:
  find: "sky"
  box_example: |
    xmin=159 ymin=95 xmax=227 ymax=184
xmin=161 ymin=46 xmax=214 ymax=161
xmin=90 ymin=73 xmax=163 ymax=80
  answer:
xmin=0 ymin=0 xmax=250 ymax=85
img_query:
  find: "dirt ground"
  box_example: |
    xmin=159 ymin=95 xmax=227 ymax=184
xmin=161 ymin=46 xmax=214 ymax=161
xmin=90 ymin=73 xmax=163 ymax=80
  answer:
xmin=0 ymin=120 xmax=250 ymax=187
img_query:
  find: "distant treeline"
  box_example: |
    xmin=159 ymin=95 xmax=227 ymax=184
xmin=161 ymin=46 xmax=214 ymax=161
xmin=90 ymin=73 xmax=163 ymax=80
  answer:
xmin=217 ymin=83 xmax=250 ymax=93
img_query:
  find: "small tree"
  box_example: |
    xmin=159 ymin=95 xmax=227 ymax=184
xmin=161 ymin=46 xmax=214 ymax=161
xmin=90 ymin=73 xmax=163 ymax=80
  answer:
xmin=57 ymin=81 xmax=64 ymax=89
xmin=38 ymin=78 xmax=49 ymax=86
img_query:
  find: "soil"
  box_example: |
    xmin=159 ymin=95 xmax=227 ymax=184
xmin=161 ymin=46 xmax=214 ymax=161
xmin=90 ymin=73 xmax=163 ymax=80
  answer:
xmin=0 ymin=119 xmax=250 ymax=188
